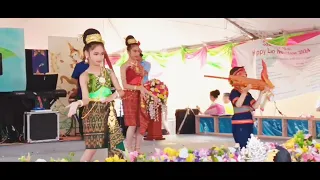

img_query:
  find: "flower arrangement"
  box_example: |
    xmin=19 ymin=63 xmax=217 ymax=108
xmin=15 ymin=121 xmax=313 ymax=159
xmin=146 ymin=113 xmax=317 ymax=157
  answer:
xmin=17 ymin=132 xmax=320 ymax=162
xmin=18 ymin=152 xmax=75 ymax=162
xmin=143 ymin=78 xmax=169 ymax=120
xmin=283 ymin=130 xmax=320 ymax=162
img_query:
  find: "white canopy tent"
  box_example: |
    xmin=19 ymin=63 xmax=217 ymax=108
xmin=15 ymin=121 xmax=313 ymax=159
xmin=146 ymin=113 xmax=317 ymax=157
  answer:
xmin=1 ymin=18 xmax=320 ymax=53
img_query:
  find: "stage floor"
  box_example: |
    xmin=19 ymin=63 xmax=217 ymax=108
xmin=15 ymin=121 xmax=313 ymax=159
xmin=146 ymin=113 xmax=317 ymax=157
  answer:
xmin=0 ymin=134 xmax=290 ymax=162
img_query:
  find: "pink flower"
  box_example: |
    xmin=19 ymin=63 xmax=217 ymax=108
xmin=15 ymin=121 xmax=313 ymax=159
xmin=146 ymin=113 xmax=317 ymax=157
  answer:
xmin=198 ymin=149 xmax=208 ymax=157
xmin=154 ymin=148 xmax=164 ymax=157
xmin=129 ymin=151 xmax=139 ymax=162
xmin=313 ymin=153 xmax=320 ymax=162
xmin=301 ymin=153 xmax=314 ymax=162
xmin=304 ymin=134 xmax=312 ymax=139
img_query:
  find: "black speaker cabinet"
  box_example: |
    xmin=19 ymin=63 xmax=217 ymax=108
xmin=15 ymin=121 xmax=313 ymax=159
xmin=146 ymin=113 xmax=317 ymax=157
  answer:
xmin=23 ymin=111 xmax=59 ymax=143
xmin=175 ymin=108 xmax=200 ymax=134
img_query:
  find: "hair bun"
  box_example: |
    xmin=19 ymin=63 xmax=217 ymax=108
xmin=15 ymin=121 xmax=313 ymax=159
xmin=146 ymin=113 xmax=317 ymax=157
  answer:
xmin=82 ymin=28 xmax=101 ymax=45
xmin=214 ymin=89 xmax=220 ymax=96
xmin=125 ymin=35 xmax=135 ymax=46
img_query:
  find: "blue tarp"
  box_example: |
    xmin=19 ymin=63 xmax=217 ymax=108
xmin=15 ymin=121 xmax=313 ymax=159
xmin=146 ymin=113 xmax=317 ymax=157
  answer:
xmin=199 ymin=117 xmax=320 ymax=139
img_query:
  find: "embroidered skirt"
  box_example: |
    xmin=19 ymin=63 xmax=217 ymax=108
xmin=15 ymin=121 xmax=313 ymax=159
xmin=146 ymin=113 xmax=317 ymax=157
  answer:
xmin=82 ymin=101 xmax=125 ymax=157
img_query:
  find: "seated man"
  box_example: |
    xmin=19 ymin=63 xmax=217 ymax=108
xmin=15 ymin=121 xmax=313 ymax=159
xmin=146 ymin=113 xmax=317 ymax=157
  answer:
xmin=222 ymin=92 xmax=234 ymax=115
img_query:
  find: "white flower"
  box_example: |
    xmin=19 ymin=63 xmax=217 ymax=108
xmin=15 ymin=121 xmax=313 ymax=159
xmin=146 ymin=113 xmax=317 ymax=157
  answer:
xmin=295 ymin=148 xmax=303 ymax=154
xmin=150 ymin=156 xmax=156 ymax=161
xmin=35 ymin=159 xmax=47 ymax=162
xmin=60 ymin=158 xmax=68 ymax=162
xmin=201 ymin=157 xmax=209 ymax=162
xmin=98 ymin=77 xmax=106 ymax=84
xmin=228 ymin=147 xmax=236 ymax=154
xmin=179 ymin=147 xmax=189 ymax=158
xmin=216 ymin=156 xmax=223 ymax=162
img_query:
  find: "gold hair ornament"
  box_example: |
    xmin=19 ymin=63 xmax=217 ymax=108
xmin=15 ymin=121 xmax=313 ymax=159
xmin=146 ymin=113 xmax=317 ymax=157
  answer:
xmin=85 ymin=34 xmax=105 ymax=44
xmin=127 ymin=38 xmax=139 ymax=45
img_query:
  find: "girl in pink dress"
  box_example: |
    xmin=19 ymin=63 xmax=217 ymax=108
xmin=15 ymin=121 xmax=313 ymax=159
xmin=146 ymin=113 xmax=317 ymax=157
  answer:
xmin=203 ymin=90 xmax=225 ymax=115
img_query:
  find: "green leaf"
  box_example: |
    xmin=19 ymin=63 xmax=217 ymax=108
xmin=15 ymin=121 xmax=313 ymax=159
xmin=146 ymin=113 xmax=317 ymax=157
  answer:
xmin=0 ymin=47 xmax=17 ymax=59
xmin=207 ymin=61 xmax=222 ymax=69
xmin=115 ymin=53 xmax=128 ymax=66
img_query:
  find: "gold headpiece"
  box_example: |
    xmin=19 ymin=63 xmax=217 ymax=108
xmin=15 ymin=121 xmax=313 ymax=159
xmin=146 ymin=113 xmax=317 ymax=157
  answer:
xmin=85 ymin=33 xmax=104 ymax=44
xmin=127 ymin=38 xmax=138 ymax=45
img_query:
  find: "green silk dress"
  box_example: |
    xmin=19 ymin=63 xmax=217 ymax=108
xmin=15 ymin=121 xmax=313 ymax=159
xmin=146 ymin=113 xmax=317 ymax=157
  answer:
xmin=81 ymin=68 xmax=125 ymax=157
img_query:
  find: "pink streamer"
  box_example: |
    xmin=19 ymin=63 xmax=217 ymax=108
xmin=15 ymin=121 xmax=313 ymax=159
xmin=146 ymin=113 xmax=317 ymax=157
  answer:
xmin=107 ymin=55 xmax=121 ymax=65
xmin=185 ymin=47 xmax=208 ymax=68
xmin=287 ymin=31 xmax=320 ymax=45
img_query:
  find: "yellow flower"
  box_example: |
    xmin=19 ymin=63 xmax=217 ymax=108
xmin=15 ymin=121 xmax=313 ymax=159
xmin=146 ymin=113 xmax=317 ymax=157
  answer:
xmin=163 ymin=147 xmax=171 ymax=154
xmin=105 ymin=157 xmax=114 ymax=162
xmin=94 ymin=160 xmax=99 ymax=162
xmin=315 ymin=143 xmax=320 ymax=149
xmin=186 ymin=154 xmax=195 ymax=162
xmin=302 ymin=146 xmax=309 ymax=153
xmin=154 ymin=88 xmax=160 ymax=92
xmin=284 ymin=139 xmax=295 ymax=149
xmin=160 ymin=156 xmax=165 ymax=161
xmin=229 ymin=154 xmax=234 ymax=158
xmin=164 ymin=147 xmax=178 ymax=157
xmin=158 ymin=94 xmax=164 ymax=99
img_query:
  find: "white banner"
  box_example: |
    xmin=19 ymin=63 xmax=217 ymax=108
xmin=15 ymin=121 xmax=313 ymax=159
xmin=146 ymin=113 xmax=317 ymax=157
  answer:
xmin=233 ymin=38 xmax=320 ymax=100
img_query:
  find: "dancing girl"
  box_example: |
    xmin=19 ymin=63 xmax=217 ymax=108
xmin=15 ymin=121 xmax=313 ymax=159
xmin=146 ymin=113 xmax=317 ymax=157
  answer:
xmin=67 ymin=28 xmax=125 ymax=162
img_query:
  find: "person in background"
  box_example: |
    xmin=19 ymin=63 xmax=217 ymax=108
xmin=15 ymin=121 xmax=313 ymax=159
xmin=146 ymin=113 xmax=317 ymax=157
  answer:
xmin=316 ymin=98 xmax=320 ymax=112
xmin=204 ymin=90 xmax=225 ymax=115
xmin=229 ymin=66 xmax=267 ymax=148
xmin=197 ymin=90 xmax=225 ymax=115
xmin=138 ymin=53 xmax=170 ymax=135
xmin=70 ymin=47 xmax=89 ymax=140
xmin=222 ymin=92 xmax=234 ymax=115
xmin=140 ymin=53 xmax=151 ymax=84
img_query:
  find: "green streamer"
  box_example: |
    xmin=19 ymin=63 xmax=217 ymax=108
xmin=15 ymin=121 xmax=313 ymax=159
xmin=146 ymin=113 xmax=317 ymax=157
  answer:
xmin=267 ymin=32 xmax=304 ymax=46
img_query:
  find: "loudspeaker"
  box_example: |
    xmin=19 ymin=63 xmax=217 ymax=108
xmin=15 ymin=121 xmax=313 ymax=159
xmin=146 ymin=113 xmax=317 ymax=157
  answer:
xmin=175 ymin=108 xmax=200 ymax=134
xmin=24 ymin=111 xmax=59 ymax=143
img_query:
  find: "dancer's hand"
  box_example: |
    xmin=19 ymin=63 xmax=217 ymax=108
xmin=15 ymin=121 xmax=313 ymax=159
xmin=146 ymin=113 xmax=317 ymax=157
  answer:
xmin=260 ymin=86 xmax=269 ymax=94
xmin=66 ymin=102 xmax=79 ymax=117
xmin=100 ymin=96 xmax=114 ymax=104
xmin=242 ymin=84 xmax=252 ymax=92
xmin=139 ymin=86 xmax=147 ymax=96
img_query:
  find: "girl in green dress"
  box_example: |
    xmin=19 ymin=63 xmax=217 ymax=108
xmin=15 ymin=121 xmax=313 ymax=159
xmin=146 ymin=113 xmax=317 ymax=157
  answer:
xmin=67 ymin=28 xmax=125 ymax=162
